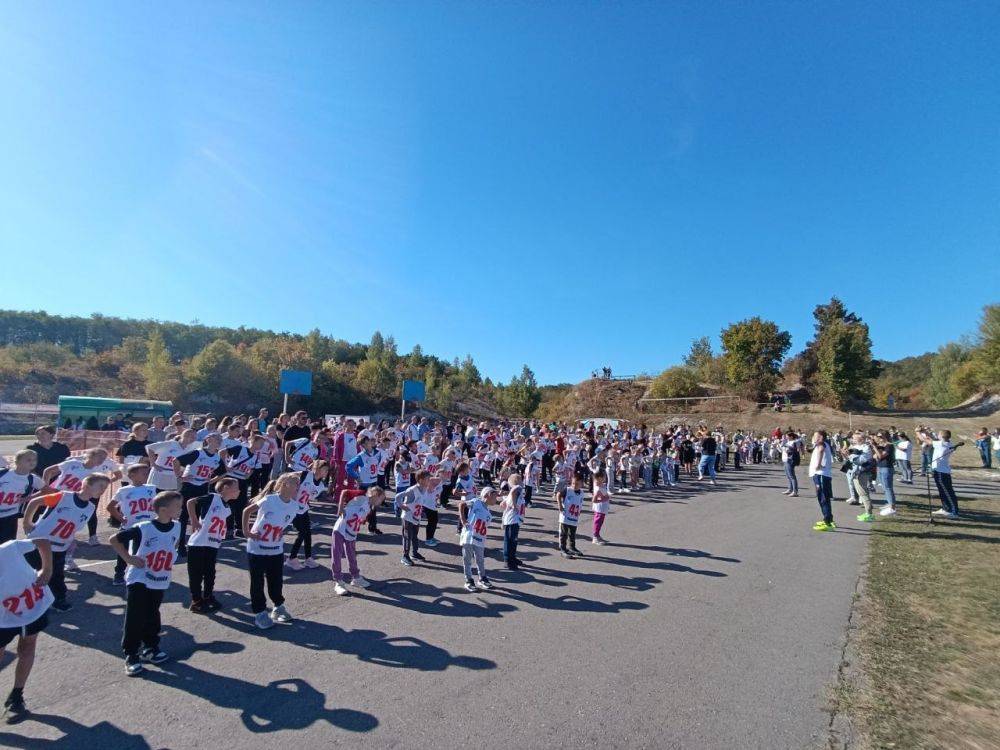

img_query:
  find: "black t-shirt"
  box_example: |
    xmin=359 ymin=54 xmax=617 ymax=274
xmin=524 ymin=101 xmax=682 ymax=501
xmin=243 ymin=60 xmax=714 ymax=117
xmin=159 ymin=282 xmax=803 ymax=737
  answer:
xmin=701 ymin=437 xmax=717 ymax=456
xmin=27 ymin=441 xmax=71 ymax=474
xmin=876 ymin=444 xmax=895 ymax=468
xmin=282 ymin=425 xmax=310 ymax=443
xmin=117 ymin=438 xmax=151 ymax=461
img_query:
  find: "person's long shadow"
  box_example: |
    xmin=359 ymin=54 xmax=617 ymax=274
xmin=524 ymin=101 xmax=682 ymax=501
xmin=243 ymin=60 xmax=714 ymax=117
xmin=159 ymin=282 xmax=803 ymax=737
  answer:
xmin=525 ymin=565 xmax=660 ymax=592
xmin=488 ymin=585 xmax=648 ymax=614
xmin=609 ymin=543 xmax=742 ymax=564
xmin=0 ymin=713 xmax=152 ymax=749
xmin=360 ymin=577 xmax=517 ymax=620
xmin=579 ymin=553 xmax=729 ymax=577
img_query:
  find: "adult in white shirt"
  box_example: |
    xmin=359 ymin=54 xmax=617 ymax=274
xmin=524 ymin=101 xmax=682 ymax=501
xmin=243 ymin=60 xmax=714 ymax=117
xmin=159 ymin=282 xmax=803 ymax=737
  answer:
xmin=808 ymin=430 xmax=835 ymax=530
xmin=894 ymin=433 xmax=914 ymax=484
xmin=916 ymin=427 xmax=960 ymax=517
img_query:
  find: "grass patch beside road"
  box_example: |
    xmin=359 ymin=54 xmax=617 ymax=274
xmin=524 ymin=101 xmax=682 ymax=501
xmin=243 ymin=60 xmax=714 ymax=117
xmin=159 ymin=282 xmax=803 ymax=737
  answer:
xmin=841 ymin=496 xmax=1000 ymax=749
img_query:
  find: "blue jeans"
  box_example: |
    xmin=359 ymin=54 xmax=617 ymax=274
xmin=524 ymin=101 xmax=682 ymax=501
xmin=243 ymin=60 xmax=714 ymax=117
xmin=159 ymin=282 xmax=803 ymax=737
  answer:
xmin=920 ymin=451 xmax=932 ymax=475
xmin=977 ymin=441 xmax=991 ymax=468
xmin=784 ymin=460 xmax=798 ymax=493
xmin=698 ymin=455 xmax=716 ymax=479
xmin=813 ymin=474 xmax=833 ymax=523
xmin=502 ymin=523 xmax=519 ymax=564
xmin=877 ymin=466 xmax=896 ymax=508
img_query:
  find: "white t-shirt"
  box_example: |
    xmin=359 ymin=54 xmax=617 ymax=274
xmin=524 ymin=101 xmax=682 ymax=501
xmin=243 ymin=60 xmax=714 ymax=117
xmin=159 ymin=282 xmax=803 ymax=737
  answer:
xmin=931 ymin=440 xmax=952 ymax=473
xmin=247 ymin=494 xmax=297 ymax=555
xmin=501 ymin=486 xmax=526 ymax=526
xmin=27 ymin=492 xmax=96 ymax=553
xmin=398 ymin=485 xmax=426 ymax=526
xmin=187 ymin=494 xmax=232 ymax=549
xmin=895 ymin=439 xmax=912 ymax=461
xmin=591 ymin=485 xmax=610 ymax=514
xmin=333 ymin=495 xmax=370 ymax=542
xmin=0 ymin=470 xmax=42 ymax=519
xmin=460 ymin=498 xmax=492 ymax=547
xmin=808 ymin=444 xmax=833 ymax=478
xmin=112 ymin=484 xmax=157 ymax=529
xmin=558 ymin=488 xmax=583 ymax=527
xmin=287 ymin=439 xmax=318 ymax=472
xmin=123 ymin=520 xmax=181 ymax=589
xmin=147 ymin=440 xmax=188 ymax=489
xmin=0 ymin=539 xmax=54 ymax=629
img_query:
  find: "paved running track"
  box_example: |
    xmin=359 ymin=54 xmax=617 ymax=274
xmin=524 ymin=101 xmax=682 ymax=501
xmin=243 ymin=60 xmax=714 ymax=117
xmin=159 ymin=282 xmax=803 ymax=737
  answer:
xmin=2 ymin=464 xmax=879 ymax=749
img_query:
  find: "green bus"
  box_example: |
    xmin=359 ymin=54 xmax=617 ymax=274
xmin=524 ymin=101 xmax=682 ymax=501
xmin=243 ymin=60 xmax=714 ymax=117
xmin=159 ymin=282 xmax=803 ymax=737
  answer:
xmin=58 ymin=396 xmax=174 ymax=430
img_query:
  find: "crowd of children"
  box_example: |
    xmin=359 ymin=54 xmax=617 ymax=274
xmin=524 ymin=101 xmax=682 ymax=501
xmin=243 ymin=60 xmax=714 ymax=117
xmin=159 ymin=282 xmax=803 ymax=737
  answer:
xmin=0 ymin=412 xmax=967 ymax=723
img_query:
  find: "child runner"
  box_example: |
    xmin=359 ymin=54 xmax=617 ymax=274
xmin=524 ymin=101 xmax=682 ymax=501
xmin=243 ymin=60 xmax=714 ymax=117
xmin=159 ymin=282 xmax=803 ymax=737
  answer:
xmin=500 ymin=473 xmax=526 ymax=570
xmin=107 ymin=464 xmax=158 ymax=585
xmin=109 ymin=491 xmax=182 ymax=675
xmin=243 ymin=473 xmax=299 ymax=630
xmin=397 ymin=471 xmax=440 ymax=566
xmin=556 ymin=474 xmax=584 ymax=558
xmin=286 ymin=460 xmax=329 ymax=571
xmin=23 ymin=473 xmax=111 ymax=612
xmin=173 ymin=433 xmax=223 ymax=557
xmin=0 ymin=450 xmax=42 ymax=544
xmin=186 ymin=477 xmax=237 ymax=613
xmin=0 ymin=536 xmax=53 ymax=724
xmin=459 ymin=487 xmax=498 ymax=592
xmin=331 ymin=486 xmax=385 ymax=595
xmin=591 ymin=471 xmax=610 ymax=545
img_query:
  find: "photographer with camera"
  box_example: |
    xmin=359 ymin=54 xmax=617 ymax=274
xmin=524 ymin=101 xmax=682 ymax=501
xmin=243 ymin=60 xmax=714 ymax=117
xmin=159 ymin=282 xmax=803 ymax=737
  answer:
xmin=845 ymin=431 xmax=876 ymax=523
xmin=872 ymin=430 xmax=897 ymax=516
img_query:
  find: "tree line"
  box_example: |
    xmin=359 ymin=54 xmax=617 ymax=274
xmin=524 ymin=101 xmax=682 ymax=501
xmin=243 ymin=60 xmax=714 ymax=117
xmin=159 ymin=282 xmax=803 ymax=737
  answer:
xmin=0 ymin=310 xmax=542 ymax=418
xmin=649 ymin=298 xmax=1000 ymax=410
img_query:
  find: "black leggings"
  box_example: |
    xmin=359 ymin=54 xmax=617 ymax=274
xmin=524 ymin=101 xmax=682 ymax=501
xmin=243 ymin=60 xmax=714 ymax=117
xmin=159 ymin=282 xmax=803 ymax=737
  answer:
xmin=187 ymin=545 xmax=218 ymax=600
xmin=87 ymin=498 xmax=98 ymax=536
xmin=0 ymin=515 xmax=17 ymax=544
xmin=289 ymin=512 xmax=312 ymax=559
xmin=248 ymin=553 xmax=284 ymax=613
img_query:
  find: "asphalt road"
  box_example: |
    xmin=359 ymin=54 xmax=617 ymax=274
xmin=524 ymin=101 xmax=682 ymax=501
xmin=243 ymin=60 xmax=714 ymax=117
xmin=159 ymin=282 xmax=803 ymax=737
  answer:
xmin=1 ymin=464 xmax=881 ymax=749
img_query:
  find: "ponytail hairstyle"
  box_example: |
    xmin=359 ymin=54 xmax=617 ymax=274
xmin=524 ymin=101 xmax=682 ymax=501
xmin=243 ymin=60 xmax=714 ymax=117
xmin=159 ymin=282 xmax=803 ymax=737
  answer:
xmin=253 ymin=479 xmax=277 ymax=503
xmin=274 ymin=472 xmax=301 ymax=495
xmin=311 ymin=459 xmax=331 ymax=480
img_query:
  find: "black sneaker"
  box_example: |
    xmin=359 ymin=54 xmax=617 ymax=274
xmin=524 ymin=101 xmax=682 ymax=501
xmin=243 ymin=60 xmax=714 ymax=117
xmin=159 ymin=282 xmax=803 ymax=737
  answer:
xmin=189 ymin=599 xmax=209 ymax=614
xmin=139 ymin=647 xmax=168 ymax=664
xmin=3 ymin=697 xmax=27 ymax=724
xmin=112 ymin=574 xmax=126 ymax=586
xmin=205 ymin=595 xmax=222 ymax=611
xmin=570 ymin=548 xmax=584 ymax=557
xmin=50 ymin=599 xmax=72 ymax=612
xmin=411 ymin=552 xmax=425 ymax=561
xmin=369 ymin=528 xmax=383 ymax=536
xmin=125 ymin=655 xmax=144 ymax=676
xmin=560 ymin=549 xmax=572 ymax=558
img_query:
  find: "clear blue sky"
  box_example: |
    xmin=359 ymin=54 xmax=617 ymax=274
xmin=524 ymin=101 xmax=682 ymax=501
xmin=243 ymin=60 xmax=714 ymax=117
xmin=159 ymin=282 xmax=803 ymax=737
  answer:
xmin=3 ymin=2 xmax=998 ymax=385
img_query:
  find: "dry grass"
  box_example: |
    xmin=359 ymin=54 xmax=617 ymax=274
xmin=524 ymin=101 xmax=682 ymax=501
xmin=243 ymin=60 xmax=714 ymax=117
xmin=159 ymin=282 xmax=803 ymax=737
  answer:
xmin=840 ymin=495 xmax=1000 ymax=749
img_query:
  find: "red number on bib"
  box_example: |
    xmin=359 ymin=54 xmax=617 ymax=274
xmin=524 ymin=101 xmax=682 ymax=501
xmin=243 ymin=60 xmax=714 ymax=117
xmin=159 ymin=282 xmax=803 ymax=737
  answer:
xmin=145 ymin=549 xmax=174 ymax=572
xmin=51 ymin=518 xmax=77 ymax=540
xmin=208 ymin=517 xmax=227 ymax=536
xmin=2 ymin=584 xmax=45 ymax=615
xmin=473 ymin=519 xmax=488 ymax=536
xmin=196 ymin=465 xmax=214 ymax=479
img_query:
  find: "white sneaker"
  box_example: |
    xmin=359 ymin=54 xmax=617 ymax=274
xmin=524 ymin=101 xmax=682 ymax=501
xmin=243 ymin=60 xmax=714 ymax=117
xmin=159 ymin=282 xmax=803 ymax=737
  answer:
xmin=302 ymin=557 xmax=320 ymax=569
xmin=254 ymin=611 xmax=274 ymax=630
xmin=879 ymin=506 xmax=897 ymax=516
xmin=931 ymin=508 xmax=950 ymax=516
xmin=333 ymin=582 xmax=349 ymax=596
xmin=351 ymin=575 xmax=370 ymax=588
xmin=270 ymin=605 xmax=292 ymax=623
xmin=285 ymin=558 xmax=303 ymax=571
xmin=87 ymin=535 xmax=100 ymax=546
